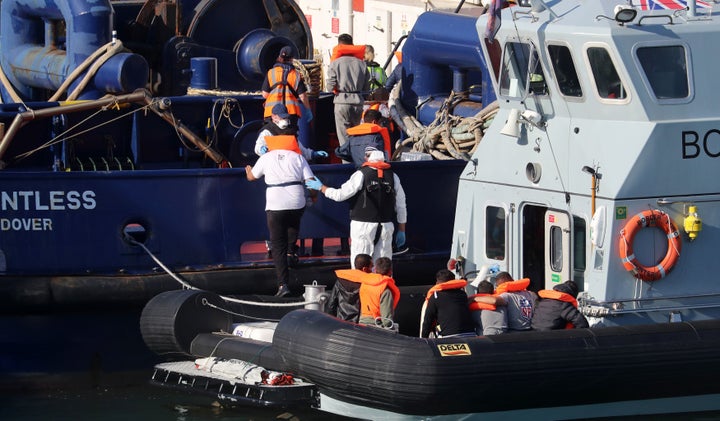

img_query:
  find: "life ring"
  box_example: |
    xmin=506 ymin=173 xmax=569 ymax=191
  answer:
xmin=618 ymin=209 xmax=681 ymax=281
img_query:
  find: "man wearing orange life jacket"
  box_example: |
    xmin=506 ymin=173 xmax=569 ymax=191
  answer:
xmin=420 ymin=269 xmax=475 ymax=338
xmin=468 ymin=280 xmax=508 ymax=335
xmin=358 ymin=257 xmax=400 ymax=328
xmin=262 ymin=46 xmax=311 ymax=125
xmin=255 ymin=104 xmax=328 ymax=162
xmin=531 ymin=280 xmax=589 ymax=331
xmin=472 ymin=271 xmax=538 ymax=331
xmin=245 ymin=127 xmax=316 ymax=297
xmin=335 ymin=109 xmax=390 ymax=167
xmin=327 ymin=253 xmax=373 ymax=323
xmin=326 ymin=33 xmax=370 ymax=156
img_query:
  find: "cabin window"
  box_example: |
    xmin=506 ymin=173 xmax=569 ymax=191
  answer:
xmin=549 ymin=225 xmax=563 ymax=272
xmin=587 ymin=47 xmax=626 ymax=100
xmin=486 ymin=206 xmax=505 ymax=260
xmin=548 ymin=45 xmax=582 ymax=97
xmin=637 ymin=46 xmax=688 ymax=99
xmin=499 ymin=42 xmax=547 ymax=98
xmin=573 ymin=216 xmax=586 ymax=272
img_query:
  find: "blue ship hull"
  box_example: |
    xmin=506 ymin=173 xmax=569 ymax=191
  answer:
xmin=0 ymin=158 xmax=463 ymax=310
xmin=0 ymin=0 xmax=488 ymax=383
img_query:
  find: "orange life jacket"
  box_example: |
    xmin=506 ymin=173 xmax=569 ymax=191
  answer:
xmin=361 ymin=160 xmax=391 ymax=178
xmin=363 ymin=102 xmax=395 ymax=132
xmin=538 ymin=289 xmax=578 ymax=308
xmin=265 ymin=135 xmax=301 ymax=154
xmin=495 ymin=278 xmax=531 ymax=295
xmin=264 ymin=66 xmax=302 ymax=118
xmin=424 ymin=279 xmax=467 ymax=301
xmin=538 ymin=289 xmax=578 ymax=329
xmin=468 ymin=293 xmax=497 ymax=311
xmin=331 ymin=44 xmax=366 ymax=61
xmin=359 ymin=273 xmax=400 ymax=319
xmin=334 ymin=269 xmax=366 ymax=284
xmin=346 ymin=122 xmax=391 ymax=158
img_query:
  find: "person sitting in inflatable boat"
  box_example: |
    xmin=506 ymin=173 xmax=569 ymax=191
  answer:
xmin=471 ymin=272 xmax=537 ymax=332
xmin=327 ymin=253 xmax=374 ymax=323
xmin=468 ymin=280 xmax=508 ymax=336
xmin=531 ymin=280 xmax=589 ymax=331
xmin=419 ymin=269 xmax=475 ymax=338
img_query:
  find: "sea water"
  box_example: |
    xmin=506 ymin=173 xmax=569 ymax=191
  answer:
xmin=3 ymin=379 xmax=720 ymax=421
xmin=1 ymin=381 xmax=359 ymax=421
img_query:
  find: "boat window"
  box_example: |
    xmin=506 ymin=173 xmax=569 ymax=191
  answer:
xmin=548 ymin=45 xmax=582 ymax=97
xmin=486 ymin=206 xmax=505 ymax=260
xmin=587 ymin=47 xmax=626 ymax=100
xmin=498 ymin=42 xmax=546 ymax=98
xmin=637 ymin=46 xmax=688 ymax=99
xmin=549 ymin=225 xmax=563 ymax=272
xmin=573 ymin=216 xmax=586 ymax=272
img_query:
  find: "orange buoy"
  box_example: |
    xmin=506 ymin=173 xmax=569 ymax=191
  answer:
xmin=618 ymin=209 xmax=681 ymax=281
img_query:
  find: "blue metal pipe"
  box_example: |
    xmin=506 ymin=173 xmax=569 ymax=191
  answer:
xmin=0 ymin=0 xmax=147 ymax=101
xmin=401 ymin=11 xmax=496 ymax=119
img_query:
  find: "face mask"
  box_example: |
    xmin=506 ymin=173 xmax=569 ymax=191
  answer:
xmin=277 ymin=119 xmax=289 ymax=129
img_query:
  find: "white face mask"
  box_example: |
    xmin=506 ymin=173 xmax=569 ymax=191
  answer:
xmin=277 ymin=119 xmax=290 ymax=129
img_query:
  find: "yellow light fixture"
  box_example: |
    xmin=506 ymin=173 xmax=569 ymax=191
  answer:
xmin=683 ymin=205 xmax=702 ymax=241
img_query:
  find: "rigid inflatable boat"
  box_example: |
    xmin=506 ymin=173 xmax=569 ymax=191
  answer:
xmin=141 ymin=289 xmax=720 ymax=417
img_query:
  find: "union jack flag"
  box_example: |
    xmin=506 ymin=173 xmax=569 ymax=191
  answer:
xmin=637 ymin=0 xmax=712 ymax=10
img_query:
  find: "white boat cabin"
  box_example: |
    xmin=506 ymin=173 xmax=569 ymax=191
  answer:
xmin=452 ymin=0 xmax=720 ymax=326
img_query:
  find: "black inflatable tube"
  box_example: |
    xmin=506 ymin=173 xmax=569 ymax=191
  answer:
xmin=140 ymin=290 xmax=231 ymax=357
xmin=272 ymin=309 xmax=720 ymax=415
xmin=190 ymin=333 xmax=289 ymax=372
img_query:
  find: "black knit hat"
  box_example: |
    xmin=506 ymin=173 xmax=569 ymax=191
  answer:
xmin=554 ymin=280 xmax=579 ymax=298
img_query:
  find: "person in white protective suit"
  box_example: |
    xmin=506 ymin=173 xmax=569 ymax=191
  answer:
xmin=305 ymin=149 xmax=407 ymax=268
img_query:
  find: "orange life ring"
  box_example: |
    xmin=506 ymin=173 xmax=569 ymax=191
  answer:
xmin=618 ymin=209 xmax=681 ymax=281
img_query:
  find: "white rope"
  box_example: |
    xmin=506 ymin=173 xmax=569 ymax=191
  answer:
xmin=219 ymin=295 xmax=322 ymax=307
xmin=50 ymin=40 xmax=126 ymax=102
xmin=129 ymin=238 xmax=196 ymax=289
xmin=126 ymin=236 xmax=326 ymax=311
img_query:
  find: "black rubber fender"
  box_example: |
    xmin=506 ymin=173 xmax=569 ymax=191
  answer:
xmin=140 ymin=289 xmax=231 ymax=357
xmin=273 ymin=310 xmax=720 ymax=415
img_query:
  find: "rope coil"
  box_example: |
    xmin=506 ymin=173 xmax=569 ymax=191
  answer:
xmin=389 ymin=85 xmax=498 ymax=160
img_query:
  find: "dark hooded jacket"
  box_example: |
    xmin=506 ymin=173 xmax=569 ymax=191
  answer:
xmin=531 ymin=281 xmax=589 ymax=331
xmin=326 ymin=277 xmax=361 ymax=323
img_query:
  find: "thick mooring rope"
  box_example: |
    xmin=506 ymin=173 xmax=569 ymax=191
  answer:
xmin=389 ymin=83 xmax=499 ymax=161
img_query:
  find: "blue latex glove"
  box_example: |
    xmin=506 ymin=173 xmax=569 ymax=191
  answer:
xmin=312 ymin=150 xmax=329 ymax=158
xmin=396 ymin=231 xmax=406 ymax=248
xmin=259 ymin=145 xmax=268 ymax=155
xmin=305 ymin=177 xmax=323 ymax=191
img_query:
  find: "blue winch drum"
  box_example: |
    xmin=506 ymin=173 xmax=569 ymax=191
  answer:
xmin=190 ymin=57 xmax=218 ymax=90
xmin=93 ymin=53 xmax=150 ymax=93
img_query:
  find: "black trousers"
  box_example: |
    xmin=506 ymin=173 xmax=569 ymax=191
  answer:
xmin=267 ymin=207 xmax=304 ymax=286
